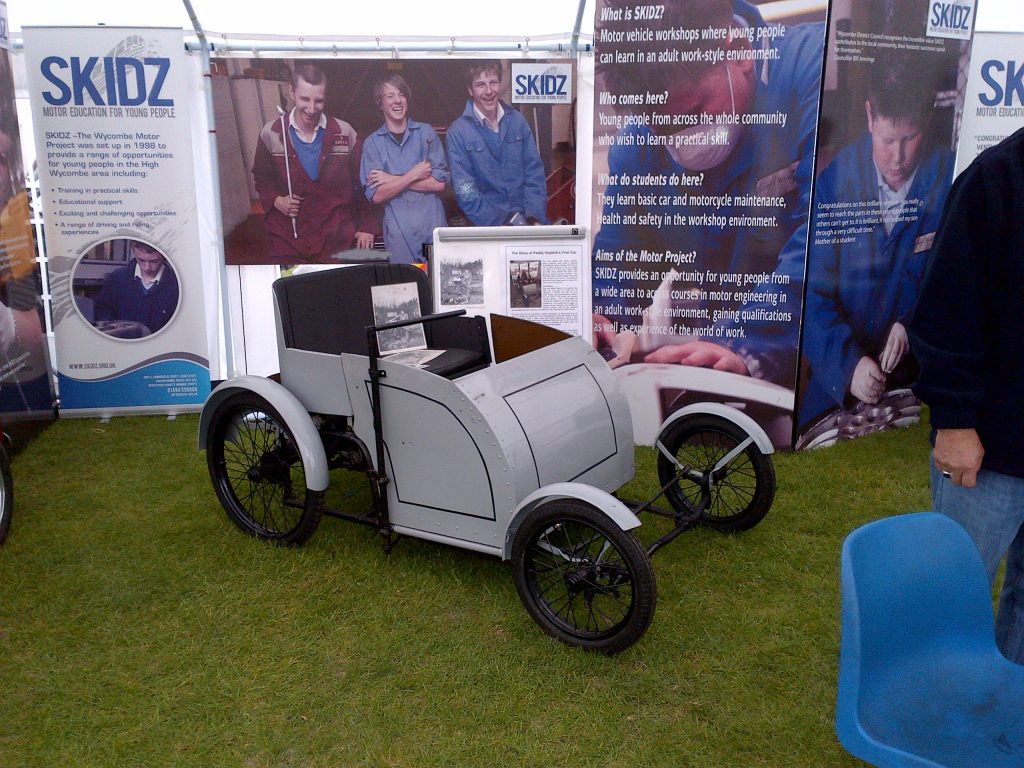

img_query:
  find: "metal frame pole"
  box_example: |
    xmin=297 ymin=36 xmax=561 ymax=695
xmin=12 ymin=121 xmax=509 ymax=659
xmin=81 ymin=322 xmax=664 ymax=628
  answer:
xmin=182 ymin=0 xmax=236 ymax=377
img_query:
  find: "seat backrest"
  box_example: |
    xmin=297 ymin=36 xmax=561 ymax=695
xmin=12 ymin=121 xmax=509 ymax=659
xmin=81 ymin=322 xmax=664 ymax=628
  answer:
xmin=273 ymin=264 xmax=432 ymax=356
xmin=840 ymin=512 xmax=995 ymax=682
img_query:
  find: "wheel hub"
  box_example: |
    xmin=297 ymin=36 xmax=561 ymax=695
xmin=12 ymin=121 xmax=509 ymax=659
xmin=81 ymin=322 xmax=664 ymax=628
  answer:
xmin=565 ymin=563 xmax=627 ymax=598
xmin=247 ymin=451 xmax=290 ymax=484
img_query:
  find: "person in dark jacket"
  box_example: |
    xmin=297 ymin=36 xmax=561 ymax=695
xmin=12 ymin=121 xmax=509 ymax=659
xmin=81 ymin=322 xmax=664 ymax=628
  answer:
xmin=908 ymin=126 xmax=1024 ymax=665
xmin=94 ymin=240 xmax=178 ymax=335
xmin=252 ymin=63 xmax=380 ymax=263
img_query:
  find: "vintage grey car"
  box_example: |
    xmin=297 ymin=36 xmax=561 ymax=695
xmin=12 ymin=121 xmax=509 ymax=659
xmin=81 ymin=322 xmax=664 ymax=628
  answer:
xmin=199 ymin=264 xmax=775 ymax=653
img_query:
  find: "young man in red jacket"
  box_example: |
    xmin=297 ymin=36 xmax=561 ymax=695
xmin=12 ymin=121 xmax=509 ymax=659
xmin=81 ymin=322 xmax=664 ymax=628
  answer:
xmin=253 ymin=63 xmax=380 ymax=263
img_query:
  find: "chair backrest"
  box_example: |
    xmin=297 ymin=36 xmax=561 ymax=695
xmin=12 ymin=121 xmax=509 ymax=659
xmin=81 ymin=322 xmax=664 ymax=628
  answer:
xmin=273 ymin=264 xmax=432 ymax=356
xmin=839 ymin=512 xmax=995 ymax=684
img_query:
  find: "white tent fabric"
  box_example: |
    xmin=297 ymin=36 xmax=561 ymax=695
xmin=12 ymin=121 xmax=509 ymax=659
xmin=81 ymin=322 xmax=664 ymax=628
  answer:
xmin=9 ymin=0 xmax=597 ymax=39
xmin=9 ymin=0 xmax=1023 ymax=37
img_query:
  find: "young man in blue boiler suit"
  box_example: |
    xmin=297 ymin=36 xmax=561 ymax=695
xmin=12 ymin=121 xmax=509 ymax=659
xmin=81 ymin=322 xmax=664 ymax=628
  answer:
xmin=446 ymin=62 xmax=549 ymax=227
xmin=797 ymin=58 xmax=953 ymax=434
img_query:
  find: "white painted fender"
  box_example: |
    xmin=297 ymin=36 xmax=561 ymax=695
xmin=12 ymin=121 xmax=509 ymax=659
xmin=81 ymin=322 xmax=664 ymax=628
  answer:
xmin=658 ymin=402 xmax=775 ymax=455
xmin=503 ymin=481 xmax=642 ymax=560
xmin=198 ymin=375 xmax=330 ymax=492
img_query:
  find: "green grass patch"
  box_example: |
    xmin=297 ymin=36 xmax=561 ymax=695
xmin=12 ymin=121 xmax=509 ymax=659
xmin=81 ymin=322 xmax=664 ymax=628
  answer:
xmin=0 ymin=414 xmax=932 ymax=767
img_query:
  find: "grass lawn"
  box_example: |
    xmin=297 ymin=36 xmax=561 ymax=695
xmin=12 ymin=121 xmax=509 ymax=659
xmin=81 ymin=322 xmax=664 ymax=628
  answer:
xmin=0 ymin=413 xmax=933 ymax=767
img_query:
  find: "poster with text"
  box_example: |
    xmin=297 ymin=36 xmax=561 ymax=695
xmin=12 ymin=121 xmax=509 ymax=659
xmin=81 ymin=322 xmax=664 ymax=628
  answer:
xmin=591 ymin=0 xmax=827 ymax=448
xmin=795 ymin=0 xmax=972 ymax=449
xmin=0 ymin=45 xmax=55 ymax=423
xmin=432 ymin=225 xmax=587 ymax=338
xmin=505 ymin=244 xmax=584 ymax=336
xmin=955 ymin=30 xmax=1023 ymax=176
xmin=24 ymin=26 xmax=210 ymax=414
xmin=211 ymin=58 xmax=576 ymax=266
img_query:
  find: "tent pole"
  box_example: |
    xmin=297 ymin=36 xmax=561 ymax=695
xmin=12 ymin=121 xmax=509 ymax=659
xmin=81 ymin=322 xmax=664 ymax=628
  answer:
xmin=182 ymin=0 xmax=236 ymax=378
xmin=571 ymin=0 xmax=588 ymax=54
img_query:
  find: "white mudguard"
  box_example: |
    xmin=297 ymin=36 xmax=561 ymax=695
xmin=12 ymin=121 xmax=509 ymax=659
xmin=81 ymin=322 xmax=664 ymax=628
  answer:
xmin=503 ymin=481 xmax=641 ymax=560
xmin=198 ymin=375 xmax=330 ymax=492
xmin=657 ymin=401 xmax=775 ymax=455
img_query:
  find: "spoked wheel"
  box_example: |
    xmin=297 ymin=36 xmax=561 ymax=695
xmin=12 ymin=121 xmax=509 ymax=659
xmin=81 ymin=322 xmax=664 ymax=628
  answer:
xmin=656 ymin=415 xmax=776 ymax=532
xmin=0 ymin=443 xmax=11 ymax=545
xmin=206 ymin=392 xmax=322 ymax=545
xmin=512 ymin=500 xmax=656 ymax=654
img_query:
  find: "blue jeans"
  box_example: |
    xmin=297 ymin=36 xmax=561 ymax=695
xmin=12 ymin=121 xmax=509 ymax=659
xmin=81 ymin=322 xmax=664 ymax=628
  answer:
xmin=932 ymin=460 xmax=1024 ymax=664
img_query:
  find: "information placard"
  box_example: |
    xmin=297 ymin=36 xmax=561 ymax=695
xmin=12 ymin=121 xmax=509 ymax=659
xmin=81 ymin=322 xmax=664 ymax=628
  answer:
xmin=24 ymin=26 xmax=210 ymax=414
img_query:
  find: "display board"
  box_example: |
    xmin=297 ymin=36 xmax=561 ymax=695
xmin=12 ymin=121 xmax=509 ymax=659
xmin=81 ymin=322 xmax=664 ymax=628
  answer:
xmin=23 ymin=26 xmax=210 ymax=414
xmin=795 ymin=0 xmax=973 ymax=449
xmin=211 ymin=57 xmax=577 ymax=267
xmin=955 ymin=30 xmax=1023 ymax=175
xmin=590 ymin=0 xmax=828 ymax=448
xmin=431 ymin=225 xmax=587 ymax=338
xmin=0 ymin=29 xmax=54 ymax=422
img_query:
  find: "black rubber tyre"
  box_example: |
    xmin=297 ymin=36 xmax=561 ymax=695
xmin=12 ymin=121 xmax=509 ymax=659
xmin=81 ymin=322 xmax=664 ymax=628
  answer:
xmin=206 ymin=392 xmax=322 ymax=545
xmin=512 ymin=500 xmax=656 ymax=654
xmin=657 ymin=415 xmax=776 ymax=532
xmin=0 ymin=443 xmax=11 ymax=545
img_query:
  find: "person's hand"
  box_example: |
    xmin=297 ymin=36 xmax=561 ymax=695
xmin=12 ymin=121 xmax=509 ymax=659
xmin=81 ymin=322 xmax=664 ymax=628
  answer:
xmin=274 ymin=194 xmax=302 ymax=217
xmin=367 ymin=169 xmax=396 ymax=186
xmin=353 ymin=231 xmax=375 ymax=249
xmin=605 ymin=330 xmax=638 ymax=368
xmin=410 ymin=160 xmax=432 ymax=181
xmin=850 ymin=355 xmax=885 ymax=403
xmin=934 ymin=428 xmax=984 ymax=488
xmin=644 ymin=341 xmax=750 ymax=374
xmin=880 ymin=321 xmax=909 ymax=374
xmin=592 ymin=314 xmax=636 ymax=369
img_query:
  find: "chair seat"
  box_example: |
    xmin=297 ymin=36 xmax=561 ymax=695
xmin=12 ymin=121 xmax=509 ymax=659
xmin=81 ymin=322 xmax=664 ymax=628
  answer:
xmin=859 ymin=646 xmax=1024 ymax=767
xmin=837 ymin=513 xmax=1024 ymax=768
xmin=422 ymin=348 xmax=490 ymax=378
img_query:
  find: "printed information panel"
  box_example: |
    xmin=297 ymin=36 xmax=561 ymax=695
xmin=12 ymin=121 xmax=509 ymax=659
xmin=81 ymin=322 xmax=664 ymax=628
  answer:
xmin=590 ymin=0 xmax=828 ymax=447
xmin=24 ymin=26 xmax=209 ymax=413
xmin=955 ymin=30 xmax=1023 ymax=175
xmin=795 ymin=0 xmax=970 ymax=449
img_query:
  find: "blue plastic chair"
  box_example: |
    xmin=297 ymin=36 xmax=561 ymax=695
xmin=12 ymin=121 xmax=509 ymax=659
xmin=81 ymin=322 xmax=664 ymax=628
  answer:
xmin=837 ymin=512 xmax=1024 ymax=767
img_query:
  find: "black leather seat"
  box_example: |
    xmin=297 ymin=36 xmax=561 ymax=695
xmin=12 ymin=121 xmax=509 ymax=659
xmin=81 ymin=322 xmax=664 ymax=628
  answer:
xmin=273 ymin=264 xmax=491 ymax=378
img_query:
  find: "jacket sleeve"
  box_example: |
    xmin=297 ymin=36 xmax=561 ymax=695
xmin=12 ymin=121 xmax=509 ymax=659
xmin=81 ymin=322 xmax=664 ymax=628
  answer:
xmin=94 ymin=270 xmax=122 ymax=322
xmin=592 ymin=129 xmax=664 ymax=258
xmin=427 ymin=125 xmax=450 ymax=185
xmin=350 ymin=136 xmax=382 ymax=236
xmin=252 ymin=124 xmax=282 ymax=215
xmin=360 ymin=132 xmax=382 ymax=203
xmin=801 ymin=230 xmax=863 ymax=405
xmin=908 ymin=161 xmax=992 ymax=429
xmin=718 ymin=22 xmax=825 ymax=386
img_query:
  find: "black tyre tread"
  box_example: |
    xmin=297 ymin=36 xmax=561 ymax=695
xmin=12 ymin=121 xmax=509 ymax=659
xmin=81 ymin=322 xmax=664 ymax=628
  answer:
xmin=511 ymin=500 xmax=656 ymax=654
xmin=206 ymin=391 xmax=323 ymax=545
xmin=657 ymin=414 xmax=776 ymax=532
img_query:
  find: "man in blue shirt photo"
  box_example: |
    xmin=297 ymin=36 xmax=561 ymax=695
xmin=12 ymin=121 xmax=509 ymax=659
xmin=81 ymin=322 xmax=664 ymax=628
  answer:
xmin=361 ymin=74 xmax=449 ymax=264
